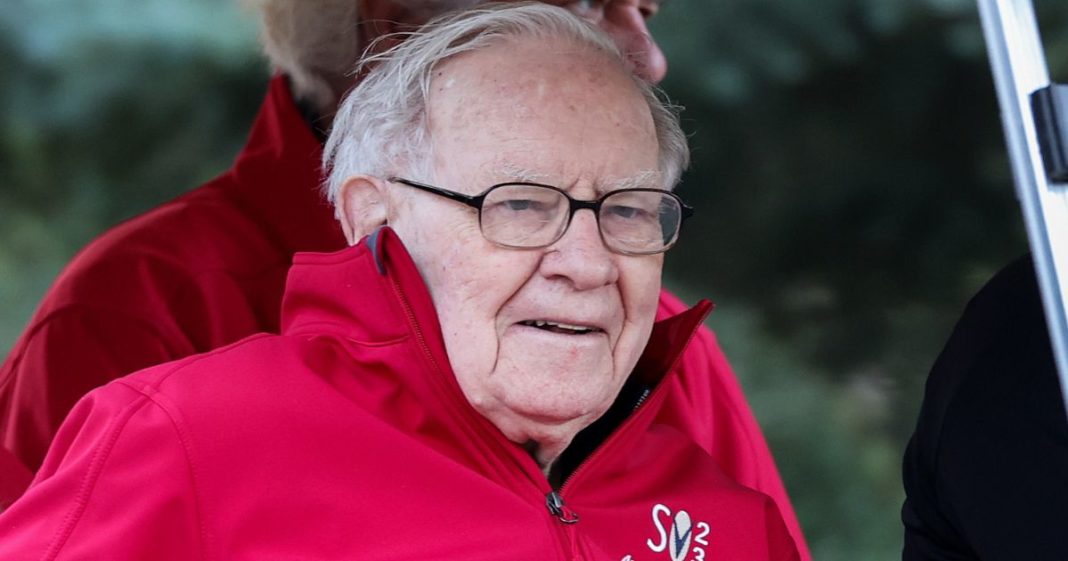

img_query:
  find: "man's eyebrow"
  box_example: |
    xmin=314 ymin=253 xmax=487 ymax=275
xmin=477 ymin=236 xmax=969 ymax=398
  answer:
xmin=490 ymin=164 xmax=662 ymax=191
xmin=608 ymin=170 xmax=662 ymax=192
xmin=491 ymin=163 xmax=550 ymax=184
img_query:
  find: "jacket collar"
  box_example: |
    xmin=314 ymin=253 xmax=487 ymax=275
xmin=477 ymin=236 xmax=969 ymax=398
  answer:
xmin=280 ymin=227 xmax=712 ymax=389
xmin=227 ymin=75 xmax=345 ymax=254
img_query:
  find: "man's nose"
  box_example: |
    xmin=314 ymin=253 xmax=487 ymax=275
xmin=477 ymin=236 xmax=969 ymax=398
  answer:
xmin=601 ymin=1 xmax=668 ymax=83
xmin=539 ymin=210 xmax=620 ymax=291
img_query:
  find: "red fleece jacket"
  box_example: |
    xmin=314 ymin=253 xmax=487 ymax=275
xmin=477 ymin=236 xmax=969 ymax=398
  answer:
xmin=0 ymin=229 xmax=800 ymax=560
xmin=0 ymin=77 xmax=809 ymax=558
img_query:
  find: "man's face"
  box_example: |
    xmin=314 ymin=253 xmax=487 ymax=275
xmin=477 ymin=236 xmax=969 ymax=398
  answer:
xmin=388 ymin=40 xmax=664 ymax=452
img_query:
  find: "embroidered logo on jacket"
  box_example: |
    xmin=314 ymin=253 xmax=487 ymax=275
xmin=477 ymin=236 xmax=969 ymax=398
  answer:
xmin=644 ymin=503 xmax=711 ymax=561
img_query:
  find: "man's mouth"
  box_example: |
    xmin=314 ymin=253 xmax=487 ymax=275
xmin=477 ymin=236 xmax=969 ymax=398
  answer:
xmin=518 ymin=320 xmax=603 ymax=335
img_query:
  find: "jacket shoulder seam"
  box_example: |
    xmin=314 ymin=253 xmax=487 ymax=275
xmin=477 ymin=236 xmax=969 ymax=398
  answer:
xmin=116 ymin=381 xmax=211 ymax=561
xmin=40 ymin=390 xmax=154 ymax=560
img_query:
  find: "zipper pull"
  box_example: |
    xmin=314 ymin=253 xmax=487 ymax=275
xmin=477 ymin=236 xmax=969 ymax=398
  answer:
xmin=545 ymin=490 xmax=580 ymax=524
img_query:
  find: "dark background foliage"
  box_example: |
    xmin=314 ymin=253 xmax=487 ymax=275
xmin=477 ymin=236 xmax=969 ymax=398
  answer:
xmin=2 ymin=0 xmax=1066 ymax=558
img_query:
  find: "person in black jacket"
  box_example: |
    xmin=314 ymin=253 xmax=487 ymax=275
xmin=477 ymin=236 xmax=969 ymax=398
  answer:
xmin=902 ymin=254 xmax=1068 ymax=560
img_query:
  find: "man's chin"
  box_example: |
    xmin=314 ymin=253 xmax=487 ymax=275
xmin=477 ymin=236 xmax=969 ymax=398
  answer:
xmin=498 ymin=341 xmax=616 ymax=385
xmin=481 ymin=395 xmax=617 ymax=470
xmin=497 ymin=395 xmax=612 ymax=434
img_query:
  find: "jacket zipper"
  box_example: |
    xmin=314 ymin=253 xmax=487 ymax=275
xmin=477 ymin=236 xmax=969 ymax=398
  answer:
xmin=385 ymin=266 xmax=443 ymax=377
xmin=547 ymin=490 xmax=584 ymax=560
xmin=534 ymin=380 xmax=665 ymax=561
xmin=558 ymin=386 xmax=659 ymax=495
xmin=544 ymin=312 xmax=707 ymax=557
xmin=546 ymin=490 xmax=579 ymax=524
xmin=557 ymin=309 xmax=709 ymax=498
xmin=387 ymin=271 xmax=580 ymax=558
xmin=545 ymin=386 xmax=652 ymax=524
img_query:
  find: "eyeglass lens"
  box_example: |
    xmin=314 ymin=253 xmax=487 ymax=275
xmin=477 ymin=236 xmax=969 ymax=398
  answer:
xmin=479 ymin=184 xmax=682 ymax=254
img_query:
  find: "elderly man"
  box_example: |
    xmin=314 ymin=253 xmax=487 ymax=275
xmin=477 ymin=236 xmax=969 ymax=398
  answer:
xmin=0 ymin=0 xmax=665 ymax=472
xmin=0 ymin=0 xmax=810 ymax=556
xmin=0 ymin=6 xmax=799 ymax=559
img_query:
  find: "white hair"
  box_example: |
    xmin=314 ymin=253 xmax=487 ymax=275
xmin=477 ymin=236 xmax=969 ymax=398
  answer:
xmin=322 ymin=2 xmax=690 ymax=212
xmin=240 ymin=0 xmax=481 ymax=111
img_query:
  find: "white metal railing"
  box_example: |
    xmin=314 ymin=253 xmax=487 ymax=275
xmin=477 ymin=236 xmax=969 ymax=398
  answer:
xmin=977 ymin=0 xmax=1068 ymax=418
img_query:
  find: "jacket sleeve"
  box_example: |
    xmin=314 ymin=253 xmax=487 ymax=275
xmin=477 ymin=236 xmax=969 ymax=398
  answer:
xmin=0 ymin=381 xmax=205 ymax=561
xmin=901 ymin=425 xmax=973 ymax=561
xmin=764 ymin=496 xmax=801 ymax=561
xmin=1 ymin=305 xmax=184 ymax=474
xmin=657 ymin=289 xmax=811 ymax=561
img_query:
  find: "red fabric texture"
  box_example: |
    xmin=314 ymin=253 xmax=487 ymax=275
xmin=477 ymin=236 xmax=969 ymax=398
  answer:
xmin=0 ymin=230 xmax=799 ymax=560
xmin=0 ymin=77 xmax=809 ymax=559
xmin=0 ymin=448 xmax=30 ymax=512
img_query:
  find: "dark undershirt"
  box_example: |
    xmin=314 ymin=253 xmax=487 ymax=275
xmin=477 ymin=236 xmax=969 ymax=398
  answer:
xmin=551 ymin=377 xmax=652 ymax=487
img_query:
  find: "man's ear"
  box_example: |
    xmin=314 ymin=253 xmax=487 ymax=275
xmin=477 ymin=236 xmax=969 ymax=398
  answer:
xmin=356 ymin=0 xmax=426 ymax=57
xmin=336 ymin=175 xmax=390 ymax=246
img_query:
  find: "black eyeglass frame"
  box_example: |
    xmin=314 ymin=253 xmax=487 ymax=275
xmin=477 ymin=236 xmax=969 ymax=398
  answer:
xmin=388 ymin=176 xmax=694 ymax=255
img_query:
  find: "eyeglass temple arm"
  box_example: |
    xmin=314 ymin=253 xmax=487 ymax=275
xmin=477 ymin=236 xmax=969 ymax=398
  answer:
xmin=680 ymin=203 xmax=695 ymax=220
xmin=388 ymin=177 xmax=482 ymax=208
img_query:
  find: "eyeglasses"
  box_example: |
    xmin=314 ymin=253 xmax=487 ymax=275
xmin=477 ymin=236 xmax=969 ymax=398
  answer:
xmin=388 ymin=177 xmax=693 ymax=255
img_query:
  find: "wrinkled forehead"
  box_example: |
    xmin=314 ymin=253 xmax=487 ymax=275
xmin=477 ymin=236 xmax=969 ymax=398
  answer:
xmin=429 ymin=38 xmax=641 ymax=115
xmin=424 ymin=38 xmax=659 ymax=188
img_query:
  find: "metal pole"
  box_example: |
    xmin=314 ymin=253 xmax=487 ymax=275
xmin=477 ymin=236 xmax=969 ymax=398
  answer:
xmin=977 ymin=0 xmax=1068 ymax=418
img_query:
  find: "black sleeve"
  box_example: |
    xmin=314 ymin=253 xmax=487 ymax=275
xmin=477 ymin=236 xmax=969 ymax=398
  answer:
xmin=902 ymin=255 xmax=1068 ymax=561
